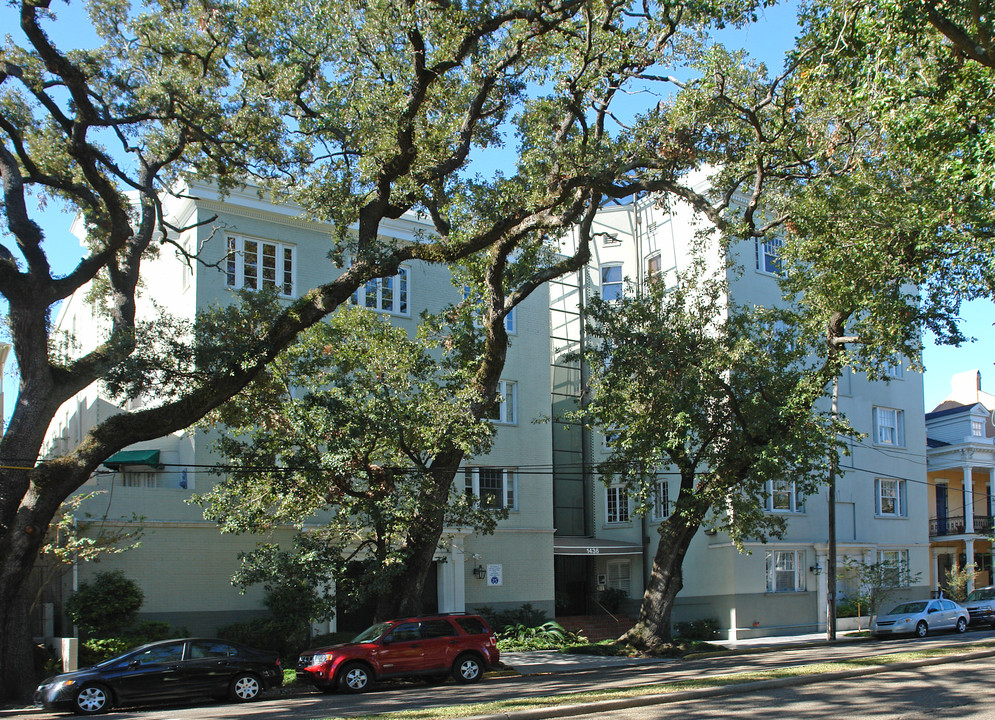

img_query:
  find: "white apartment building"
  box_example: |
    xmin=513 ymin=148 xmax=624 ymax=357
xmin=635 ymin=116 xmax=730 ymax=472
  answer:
xmin=40 ymin=180 xmax=555 ymax=637
xmin=39 ymin=182 xmax=928 ymax=641
xmin=552 ymin=192 xmax=929 ymax=639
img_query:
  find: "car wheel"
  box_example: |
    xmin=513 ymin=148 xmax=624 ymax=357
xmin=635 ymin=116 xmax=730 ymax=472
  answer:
xmin=73 ymin=684 xmax=111 ymax=715
xmin=452 ymin=653 xmax=483 ymax=684
xmin=956 ymin=617 xmax=968 ymax=633
xmin=229 ymin=673 xmax=262 ymax=702
xmin=915 ymin=620 xmax=928 ymax=638
xmin=338 ymin=662 xmax=372 ymax=693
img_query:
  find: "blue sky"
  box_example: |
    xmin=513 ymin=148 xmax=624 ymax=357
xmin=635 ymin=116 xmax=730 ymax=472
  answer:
xmin=1 ymin=0 xmax=992 ymax=423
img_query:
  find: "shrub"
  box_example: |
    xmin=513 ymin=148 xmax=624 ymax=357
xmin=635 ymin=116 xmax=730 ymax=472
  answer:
xmin=673 ymin=617 xmax=720 ymax=640
xmin=75 ymin=620 xmax=187 ymax=667
xmin=599 ymin=587 xmax=627 ymax=613
xmin=836 ymin=597 xmax=863 ymax=618
xmin=65 ymin=570 xmax=144 ymax=637
xmin=475 ymin=603 xmax=549 ymax=633
xmin=496 ymin=621 xmax=587 ymax=651
xmin=217 ymin=616 xmax=307 ymax=661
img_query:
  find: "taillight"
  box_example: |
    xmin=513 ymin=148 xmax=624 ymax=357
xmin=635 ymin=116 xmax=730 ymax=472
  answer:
xmin=276 ymin=658 xmax=282 ymax=670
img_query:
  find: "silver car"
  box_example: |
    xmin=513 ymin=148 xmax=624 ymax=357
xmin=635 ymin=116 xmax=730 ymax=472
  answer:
xmin=871 ymin=598 xmax=969 ymax=638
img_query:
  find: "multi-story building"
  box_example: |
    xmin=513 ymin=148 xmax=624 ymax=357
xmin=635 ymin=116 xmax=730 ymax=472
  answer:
xmin=926 ymin=370 xmax=995 ymax=591
xmin=39 ymin=182 xmax=929 ymax=642
xmin=552 ymin=192 xmax=930 ymax=639
xmin=40 ymin=179 xmax=555 ymax=637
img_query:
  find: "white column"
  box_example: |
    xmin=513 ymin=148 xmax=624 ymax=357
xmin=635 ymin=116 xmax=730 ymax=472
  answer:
xmin=964 ymin=466 xmax=975 ymax=533
xmin=966 ymin=539 xmax=977 ymax=593
xmin=931 ymin=547 xmax=946 ymax=593
xmin=815 ymin=552 xmax=828 ymax=633
xmin=437 ymin=543 xmax=466 ymax=613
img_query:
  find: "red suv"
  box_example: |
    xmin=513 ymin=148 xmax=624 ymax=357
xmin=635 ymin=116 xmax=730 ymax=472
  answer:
xmin=297 ymin=613 xmax=499 ymax=693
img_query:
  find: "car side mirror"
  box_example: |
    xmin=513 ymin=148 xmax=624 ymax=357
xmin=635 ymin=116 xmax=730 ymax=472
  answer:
xmin=381 ymin=635 xmax=393 ymax=645
xmin=129 ymin=660 xmax=141 ymax=669
xmin=928 ymin=607 xmax=938 ymax=614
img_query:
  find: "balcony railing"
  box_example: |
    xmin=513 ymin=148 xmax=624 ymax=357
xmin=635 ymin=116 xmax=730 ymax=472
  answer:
xmin=929 ymin=515 xmax=994 ymax=537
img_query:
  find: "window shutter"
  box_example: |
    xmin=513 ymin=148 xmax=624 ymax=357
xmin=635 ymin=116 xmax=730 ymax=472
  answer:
xmin=765 ymin=552 xmax=773 ymax=592
xmin=798 ymin=550 xmax=806 ymax=591
xmin=899 ymin=480 xmax=907 ymax=517
xmin=874 ymin=478 xmax=881 ymax=515
xmin=897 ymin=411 xmax=905 ymax=446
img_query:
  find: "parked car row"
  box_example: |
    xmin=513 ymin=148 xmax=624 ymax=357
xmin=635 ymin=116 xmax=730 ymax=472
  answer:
xmin=34 ymin=638 xmax=284 ymax=715
xmin=871 ymin=598 xmax=969 ymax=637
xmin=35 ymin=613 xmax=499 ymax=715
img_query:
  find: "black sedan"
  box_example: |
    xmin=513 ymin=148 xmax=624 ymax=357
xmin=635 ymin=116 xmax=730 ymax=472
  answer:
xmin=34 ymin=637 xmax=282 ymax=715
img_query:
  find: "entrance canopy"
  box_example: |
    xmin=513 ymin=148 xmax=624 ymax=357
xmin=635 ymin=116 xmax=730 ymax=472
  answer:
xmin=102 ymin=449 xmax=161 ymax=469
xmin=553 ymin=536 xmax=643 ymax=556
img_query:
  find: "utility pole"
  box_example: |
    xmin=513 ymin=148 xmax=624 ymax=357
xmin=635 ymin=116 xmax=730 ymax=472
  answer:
xmin=826 ymin=376 xmax=839 ymax=641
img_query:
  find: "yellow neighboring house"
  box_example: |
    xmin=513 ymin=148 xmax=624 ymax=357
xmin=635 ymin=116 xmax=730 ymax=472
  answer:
xmin=926 ymin=370 xmax=995 ymax=592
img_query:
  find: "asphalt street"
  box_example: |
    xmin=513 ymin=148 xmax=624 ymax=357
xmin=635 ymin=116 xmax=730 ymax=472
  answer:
xmin=560 ymin=653 xmax=995 ymax=720
xmin=6 ymin=629 xmax=995 ymax=720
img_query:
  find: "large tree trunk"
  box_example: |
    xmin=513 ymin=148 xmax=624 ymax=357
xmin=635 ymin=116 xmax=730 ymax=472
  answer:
xmin=623 ymin=510 xmax=704 ymax=649
xmin=0 ymin=590 xmax=34 ymax=702
xmin=375 ymin=457 xmax=463 ymax=619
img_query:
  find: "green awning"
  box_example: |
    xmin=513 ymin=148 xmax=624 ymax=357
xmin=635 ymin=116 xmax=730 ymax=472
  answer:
xmin=103 ymin=449 xmax=161 ymax=469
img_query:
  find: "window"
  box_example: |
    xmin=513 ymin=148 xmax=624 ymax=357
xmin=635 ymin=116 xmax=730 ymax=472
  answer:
xmin=351 ymin=267 xmax=410 ymax=315
xmin=973 ymin=419 xmax=986 ymax=437
xmin=464 ymin=468 xmax=518 ymax=510
xmin=123 ymin=471 xmax=158 ymax=488
xmin=600 ymin=265 xmax=623 ymax=301
xmin=756 ymin=236 xmax=783 ymax=275
xmin=883 ymin=356 xmax=904 ymax=379
xmin=875 ymin=478 xmax=908 ymax=517
xmin=486 ymin=380 xmax=517 ymax=424
xmin=606 ymin=485 xmax=630 ymax=524
xmin=462 ymin=287 xmax=516 ymax=334
xmin=873 ymin=406 xmax=905 ymax=446
xmin=606 ymin=560 xmax=631 ymax=595
xmin=420 ymin=619 xmax=457 ymax=638
xmin=190 ymin=641 xmax=236 ymax=659
xmin=132 ymin=642 xmax=184 ymax=665
xmin=766 ymin=550 xmax=806 ymax=593
xmin=225 ymin=235 xmax=295 ymax=296
xmin=765 ymin=480 xmax=804 ymax=513
xmin=646 ymin=253 xmax=662 ymax=281
xmin=877 ymin=550 xmax=910 ymax=584
xmin=651 ymin=480 xmax=671 ymax=521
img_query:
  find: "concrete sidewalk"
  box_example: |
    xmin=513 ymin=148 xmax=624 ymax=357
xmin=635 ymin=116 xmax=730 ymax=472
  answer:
xmin=502 ymin=630 xmax=865 ymax=675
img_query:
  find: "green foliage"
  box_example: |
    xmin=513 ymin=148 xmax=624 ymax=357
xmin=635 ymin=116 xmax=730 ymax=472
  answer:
xmin=216 ymin=616 xmax=304 ymax=662
xmin=77 ymin=621 xmax=182 ymax=667
xmin=772 ymin=0 xmax=995 ymax=372
xmin=835 ymin=598 xmax=863 ymax=619
xmin=476 ymin=603 xmax=548 ymax=633
xmin=943 ymin=562 xmax=980 ymax=603
xmin=579 ymin=267 xmax=847 ymax=549
xmin=839 ymin=558 xmax=923 ymax=618
xmin=599 ymin=587 xmax=628 ymax=614
xmin=673 ymin=618 xmax=720 ymax=640
xmin=199 ymin=306 xmax=507 ymax=616
xmin=496 ymin=622 xmax=586 ymax=651
xmin=64 ymin=571 xmax=144 ymax=637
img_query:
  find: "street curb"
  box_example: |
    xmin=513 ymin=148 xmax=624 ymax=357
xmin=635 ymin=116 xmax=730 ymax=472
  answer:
xmin=461 ymin=647 xmax=995 ymax=720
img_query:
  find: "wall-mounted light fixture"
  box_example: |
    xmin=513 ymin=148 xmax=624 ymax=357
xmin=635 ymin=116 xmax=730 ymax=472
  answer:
xmin=809 ymin=564 xmax=823 ymax=575
xmin=473 ymin=564 xmax=486 ymax=579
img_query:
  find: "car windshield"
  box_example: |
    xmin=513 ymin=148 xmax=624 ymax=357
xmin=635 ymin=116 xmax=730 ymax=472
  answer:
xmin=966 ymin=588 xmax=995 ymax=602
xmin=352 ymin=622 xmax=392 ymax=643
xmin=888 ymin=601 xmax=928 ymax=615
